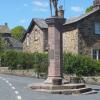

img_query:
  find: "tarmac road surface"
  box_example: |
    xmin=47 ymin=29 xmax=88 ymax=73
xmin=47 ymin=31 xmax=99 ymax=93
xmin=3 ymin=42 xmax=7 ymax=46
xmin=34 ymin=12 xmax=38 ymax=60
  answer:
xmin=0 ymin=74 xmax=100 ymax=100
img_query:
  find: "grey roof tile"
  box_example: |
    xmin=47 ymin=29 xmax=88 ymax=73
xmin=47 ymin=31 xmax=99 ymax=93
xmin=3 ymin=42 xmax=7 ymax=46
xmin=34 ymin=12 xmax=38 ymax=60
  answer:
xmin=64 ymin=8 xmax=100 ymax=25
xmin=6 ymin=37 xmax=22 ymax=48
xmin=22 ymin=18 xmax=48 ymax=42
xmin=33 ymin=18 xmax=48 ymax=28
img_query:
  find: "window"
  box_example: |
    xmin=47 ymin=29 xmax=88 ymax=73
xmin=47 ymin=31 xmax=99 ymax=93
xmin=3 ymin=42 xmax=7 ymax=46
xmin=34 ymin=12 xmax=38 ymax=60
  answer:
xmin=95 ymin=22 xmax=100 ymax=34
xmin=92 ymin=49 xmax=100 ymax=60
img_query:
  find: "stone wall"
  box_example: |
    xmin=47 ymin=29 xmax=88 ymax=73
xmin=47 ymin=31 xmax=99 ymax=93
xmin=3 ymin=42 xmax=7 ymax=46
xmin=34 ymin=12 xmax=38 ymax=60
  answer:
xmin=0 ymin=67 xmax=33 ymax=77
xmin=23 ymin=11 xmax=100 ymax=56
xmin=23 ymin=25 xmax=44 ymax=53
xmin=78 ymin=11 xmax=100 ymax=56
xmin=63 ymin=11 xmax=100 ymax=56
xmin=63 ymin=29 xmax=79 ymax=54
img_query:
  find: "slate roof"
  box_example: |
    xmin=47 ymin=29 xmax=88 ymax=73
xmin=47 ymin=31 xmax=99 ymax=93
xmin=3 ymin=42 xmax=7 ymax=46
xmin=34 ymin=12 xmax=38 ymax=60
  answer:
xmin=27 ymin=18 xmax=48 ymax=32
xmin=5 ymin=37 xmax=22 ymax=48
xmin=33 ymin=19 xmax=48 ymax=29
xmin=0 ymin=24 xmax=22 ymax=50
xmin=22 ymin=8 xmax=100 ymax=42
xmin=64 ymin=8 xmax=100 ymax=25
xmin=22 ymin=18 xmax=48 ymax=42
xmin=0 ymin=24 xmax=11 ymax=33
xmin=27 ymin=8 xmax=100 ymax=30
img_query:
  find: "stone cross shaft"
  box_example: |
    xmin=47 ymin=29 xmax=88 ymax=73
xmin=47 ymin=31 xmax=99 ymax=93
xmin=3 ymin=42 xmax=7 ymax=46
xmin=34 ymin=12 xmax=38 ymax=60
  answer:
xmin=45 ymin=17 xmax=65 ymax=85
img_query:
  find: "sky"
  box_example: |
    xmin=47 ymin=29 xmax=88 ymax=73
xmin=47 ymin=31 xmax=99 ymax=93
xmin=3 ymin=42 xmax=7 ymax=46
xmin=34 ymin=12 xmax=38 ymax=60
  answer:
xmin=0 ymin=0 xmax=93 ymax=29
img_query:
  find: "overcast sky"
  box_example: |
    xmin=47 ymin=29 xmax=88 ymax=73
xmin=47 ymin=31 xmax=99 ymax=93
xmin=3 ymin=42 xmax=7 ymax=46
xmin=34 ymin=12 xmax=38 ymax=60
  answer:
xmin=0 ymin=0 xmax=93 ymax=29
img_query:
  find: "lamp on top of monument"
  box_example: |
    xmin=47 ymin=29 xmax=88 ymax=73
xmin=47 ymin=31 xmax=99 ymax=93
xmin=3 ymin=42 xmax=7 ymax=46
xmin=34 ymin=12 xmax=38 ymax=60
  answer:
xmin=49 ymin=0 xmax=64 ymax=17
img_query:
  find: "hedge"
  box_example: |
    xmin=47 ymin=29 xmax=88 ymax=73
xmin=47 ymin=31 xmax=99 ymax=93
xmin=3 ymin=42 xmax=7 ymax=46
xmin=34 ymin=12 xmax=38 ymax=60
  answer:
xmin=0 ymin=51 xmax=100 ymax=77
xmin=63 ymin=53 xmax=100 ymax=76
xmin=0 ymin=51 xmax=48 ymax=77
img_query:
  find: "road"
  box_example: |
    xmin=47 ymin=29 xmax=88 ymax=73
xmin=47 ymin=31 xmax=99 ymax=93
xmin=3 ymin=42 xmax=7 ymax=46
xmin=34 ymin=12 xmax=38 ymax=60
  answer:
xmin=0 ymin=74 xmax=100 ymax=100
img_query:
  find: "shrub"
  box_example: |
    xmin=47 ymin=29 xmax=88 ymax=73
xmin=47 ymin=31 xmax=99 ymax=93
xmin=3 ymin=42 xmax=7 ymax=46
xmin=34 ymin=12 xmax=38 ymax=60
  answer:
xmin=63 ymin=53 xmax=100 ymax=76
xmin=0 ymin=51 xmax=48 ymax=76
xmin=0 ymin=51 xmax=100 ymax=77
xmin=33 ymin=53 xmax=48 ymax=78
xmin=1 ymin=51 xmax=17 ymax=69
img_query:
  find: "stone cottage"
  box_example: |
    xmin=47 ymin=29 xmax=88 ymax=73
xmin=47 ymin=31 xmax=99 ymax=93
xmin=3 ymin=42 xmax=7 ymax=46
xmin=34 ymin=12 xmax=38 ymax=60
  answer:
xmin=22 ymin=0 xmax=100 ymax=60
xmin=22 ymin=19 xmax=48 ymax=53
xmin=0 ymin=23 xmax=22 ymax=51
xmin=63 ymin=0 xmax=100 ymax=60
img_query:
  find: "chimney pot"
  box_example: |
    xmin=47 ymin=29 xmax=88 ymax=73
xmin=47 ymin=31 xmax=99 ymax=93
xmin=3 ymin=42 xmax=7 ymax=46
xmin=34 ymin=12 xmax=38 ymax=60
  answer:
xmin=5 ymin=23 xmax=8 ymax=26
xmin=93 ymin=0 xmax=100 ymax=9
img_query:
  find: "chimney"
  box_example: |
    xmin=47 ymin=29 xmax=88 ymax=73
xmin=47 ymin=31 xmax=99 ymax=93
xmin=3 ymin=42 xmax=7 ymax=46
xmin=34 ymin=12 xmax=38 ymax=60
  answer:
xmin=5 ymin=22 xmax=8 ymax=26
xmin=58 ymin=5 xmax=64 ymax=18
xmin=93 ymin=0 xmax=100 ymax=9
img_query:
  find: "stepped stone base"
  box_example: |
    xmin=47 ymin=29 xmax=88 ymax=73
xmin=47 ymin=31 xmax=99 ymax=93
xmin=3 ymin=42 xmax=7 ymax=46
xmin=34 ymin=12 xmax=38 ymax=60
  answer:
xmin=29 ymin=83 xmax=96 ymax=95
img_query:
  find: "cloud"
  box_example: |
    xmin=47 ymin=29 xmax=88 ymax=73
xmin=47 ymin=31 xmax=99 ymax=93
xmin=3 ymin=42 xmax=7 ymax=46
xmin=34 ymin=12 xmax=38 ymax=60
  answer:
xmin=32 ymin=8 xmax=47 ymax=12
xmin=32 ymin=0 xmax=49 ymax=12
xmin=24 ymin=3 xmax=28 ymax=7
xmin=71 ymin=6 xmax=83 ymax=12
xmin=19 ymin=19 xmax=28 ymax=24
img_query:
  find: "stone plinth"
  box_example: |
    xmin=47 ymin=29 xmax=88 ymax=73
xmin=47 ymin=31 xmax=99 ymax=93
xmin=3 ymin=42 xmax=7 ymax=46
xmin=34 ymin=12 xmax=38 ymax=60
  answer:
xmin=45 ymin=17 xmax=65 ymax=85
xmin=29 ymin=83 xmax=96 ymax=95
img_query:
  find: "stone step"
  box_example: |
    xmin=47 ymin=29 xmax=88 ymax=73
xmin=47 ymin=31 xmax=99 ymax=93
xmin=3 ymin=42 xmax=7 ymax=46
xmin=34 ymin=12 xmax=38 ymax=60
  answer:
xmin=51 ymin=84 xmax=86 ymax=90
xmin=33 ymin=87 xmax=93 ymax=95
xmin=29 ymin=83 xmax=97 ymax=95
xmin=72 ymin=87 xmax=92 ymax=94
xmin=81 ymin=90 xmax=98 ymax=95
xmin=48 ymin=88 xmax=92 ymax=94
xmin=30 ymin=83 xmax=86 ymax=90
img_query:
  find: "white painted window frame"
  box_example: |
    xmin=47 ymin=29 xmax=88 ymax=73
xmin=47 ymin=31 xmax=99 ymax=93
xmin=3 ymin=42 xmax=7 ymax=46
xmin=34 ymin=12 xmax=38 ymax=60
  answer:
xmin=95 ymin=22 xmax=100 ymax=35
xmin=91 ymin=49 xmax=100 ymax=60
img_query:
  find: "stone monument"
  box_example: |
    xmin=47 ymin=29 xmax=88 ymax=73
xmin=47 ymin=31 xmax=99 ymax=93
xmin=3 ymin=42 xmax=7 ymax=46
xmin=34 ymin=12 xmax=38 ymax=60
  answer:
xmin=44 ymin=0 xmax=64 ymax=85
xmin=50 ymin=0 xmax=58 ymax=16
xmin=29 ymin=0 xmax=96 ymax=95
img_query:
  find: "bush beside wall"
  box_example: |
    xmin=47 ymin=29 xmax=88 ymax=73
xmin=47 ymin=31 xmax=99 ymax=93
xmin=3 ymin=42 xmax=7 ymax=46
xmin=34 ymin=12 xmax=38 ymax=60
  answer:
xmin=63 ymin=53 xmax=100 ymax=76
xmin=0 ymin=51 xmax=100 ymax=77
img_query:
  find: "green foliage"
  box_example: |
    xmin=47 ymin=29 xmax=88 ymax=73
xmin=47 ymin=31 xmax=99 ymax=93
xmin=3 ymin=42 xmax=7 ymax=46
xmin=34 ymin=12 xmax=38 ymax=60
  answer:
xmin=85 ymin=6 xmax=93 ymax=13
xmin=1 ymin=51 xmax=18 ymax=69
xmin=0 ymin=34 xmax=7 ymax=51
xmin=0 ymin=51 xmax=48 ymax=75
xmin=0 ymin=51 xmax=100 ymax=77
xmin=63 ymin=53 xmax=100 ymax=76
xmin=33 ymin=53 xmax=48 ymax=77
xmin=11 ymin=26 xmax=26 ymax=41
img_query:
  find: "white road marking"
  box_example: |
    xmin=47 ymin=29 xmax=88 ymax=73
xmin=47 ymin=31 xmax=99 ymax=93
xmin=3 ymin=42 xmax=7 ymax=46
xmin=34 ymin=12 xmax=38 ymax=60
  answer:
xmin=9 ymin=83 xmax=12 ymax=86
xmin=17 ymin=96 xmax=22 ymax=100
xmin=12 ymin=86 xmax=16 ymax=90
xmin=15 ymin=91 xmax=19 ymax=94
xmin=1 ymin=77 xmax=22 ymax=100
xmin=6 ymin=80 xmax=9 ymax=83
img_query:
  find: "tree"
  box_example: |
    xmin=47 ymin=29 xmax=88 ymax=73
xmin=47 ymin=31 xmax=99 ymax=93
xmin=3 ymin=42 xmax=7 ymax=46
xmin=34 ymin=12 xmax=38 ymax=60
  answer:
xmin=0 ymin=34 xmax=7 ymax=66
xmin=85 ymin=6 xmax=93 ymax=13
xmin=0 ymin=34 xmax=7 ymax=51
xmin=11 ymin=26 xmax=26 ymax=41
